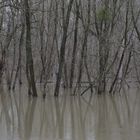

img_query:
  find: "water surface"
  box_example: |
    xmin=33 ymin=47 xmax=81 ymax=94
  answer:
xmin=0 ymin=86 xmax=140 ymax=140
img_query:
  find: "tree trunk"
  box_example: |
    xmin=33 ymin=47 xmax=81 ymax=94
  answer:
xmin=54 ymin=0 xmax=74 ymax=96
xmin=24 ymin=0 xmax=37 ymax=97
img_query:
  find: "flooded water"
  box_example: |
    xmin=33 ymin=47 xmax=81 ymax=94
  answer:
xmin=0 ymin=86 xmax=140 ymax=140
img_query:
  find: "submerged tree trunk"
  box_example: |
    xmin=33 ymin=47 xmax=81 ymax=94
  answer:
xmin=109 ymin=1 xmax=129 ymax=94
xmin=69 ymin=2 xmax=79 ymax=88
xmin=12 ymin=23 xmax=25 ymax=90
xmin=54 ymin=0 xmax=74 ymax=96
xmin=24 ymin=0 xmax=37 ymax=97
xmin=98 ymin=37 xmax=108 ymax=94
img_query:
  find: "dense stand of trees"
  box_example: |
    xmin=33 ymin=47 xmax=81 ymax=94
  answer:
xmin=0 ymin=0 xmax=140 ymax=97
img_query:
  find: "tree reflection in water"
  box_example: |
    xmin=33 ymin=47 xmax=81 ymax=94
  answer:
xmin=0 ymin=86 xmax=140 ymax=140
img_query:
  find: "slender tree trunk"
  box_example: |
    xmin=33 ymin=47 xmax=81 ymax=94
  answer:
xmin=98 ymin=37 xmax=107 ymax=94
xmin=54 ymin=0 xmax=74 ymax=96
xmin=109 ymin=1 xmax=129 ymax=94
xmin=12 ymin=23 xmax=25 ymax=90
xmin=24 ymin=0 xmax=37 ymax=97
xmin=70 ymin=2 xmax=79 ymax=88
xmin=75 ymin=0 xmax=91 ymax=94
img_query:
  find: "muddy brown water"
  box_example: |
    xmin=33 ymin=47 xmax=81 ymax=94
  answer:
xmin=0 ymin=85 xmax=140 ymax=140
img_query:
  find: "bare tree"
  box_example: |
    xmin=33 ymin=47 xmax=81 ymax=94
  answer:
xmin=24 ymin=0 xmax=37 ymax=97
xmin=54 ymin=0 xmax=74 ymax=96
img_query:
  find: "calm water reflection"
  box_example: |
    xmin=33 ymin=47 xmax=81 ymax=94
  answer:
xmin=0 ymin=86 xmax=140 ymax=140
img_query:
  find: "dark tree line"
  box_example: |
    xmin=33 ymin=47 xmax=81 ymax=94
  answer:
xmin=0 ymin=0 xmax=140 ymax=97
